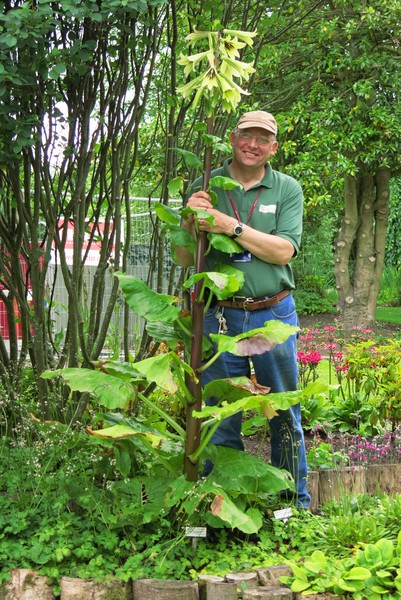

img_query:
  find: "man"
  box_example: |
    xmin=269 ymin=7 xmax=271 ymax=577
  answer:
xmin=177 ymin=110 xmax=310 ymax=508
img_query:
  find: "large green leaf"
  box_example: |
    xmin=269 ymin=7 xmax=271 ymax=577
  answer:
xmin=208 ymin=232 xmax=242 ymax=254
xmin=200 ymin=134 xmax=231 ymax=154
xmin=114 ymin=272 xmax=181 ymax=323
xmin=87 ymin=423 xmax=163 ymax=447
xmin=174 ymin=148 xmax=203 ymax=168
xmin=154 ymin=202 xmax=181 ymax=225
xmin=291 ymin=579 xmax=311 ymax=593
xmin=343 ymin=567 xmax=372 ymax=581
xmin=210 ymin=491 xmax=262 ymax=534
xmin=204 ymin=445 xmax=293 ymax=496
xmin=134 ymin=351 xmax=197 ymax=392
xmin=209 ymin=175 xmax=243 ymax=190
xmin=194 ymin=395 xmax=273 ymax=421
xmin=210 ymin=321 xmax=299 ymax=356
xmin=199 ymin=377 xmax=306 ymax=421
xmin=104 ymin=412 xmax=183 ymax=446
xmin=375 ymin=539 xmax=396 ymax=566
xmin=145 ymin=320 xmax=188 ymax=348
xmin=184 ymin=267 xmax=245 ymax=300
xmin=167 ymin=176 xmax=183 ymax=196
xmin=165 ymin=475 xmax=263 ymax=534
xmin=90 ymin=359 xmax=145 ymax=382
xmin=41 ymin=368 xmax=135 ymax=409
xmin=358 ymin=544 xmax=384 ymax=569
xmin=203 ymin=376 xmax=270 ymax=404
xmin=180 ymin=206 xmax=215 ymax=223
xmin=168 ymin=223 xmax=196 ymax=259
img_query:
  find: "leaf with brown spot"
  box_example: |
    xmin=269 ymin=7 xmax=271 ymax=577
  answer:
xmin=211 ymin=494 xmax=225 ymax=516
xmin=210 ymin=321 xmax=299 ymax=357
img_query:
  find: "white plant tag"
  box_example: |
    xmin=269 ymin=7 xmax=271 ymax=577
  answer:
xmin=273 ymin=507 xmax=293 ymax=523
xmin=185 ymin=526 xmax=207 ymax=538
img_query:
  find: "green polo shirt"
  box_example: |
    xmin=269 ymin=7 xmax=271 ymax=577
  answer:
xmin=188 ymin=158 xmax=303 ymax=298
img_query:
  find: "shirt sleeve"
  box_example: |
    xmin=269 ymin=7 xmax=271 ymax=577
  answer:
xmin=275 ymin=176 xmax=303 ymax=255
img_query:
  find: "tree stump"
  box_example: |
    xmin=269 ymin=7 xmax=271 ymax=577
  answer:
xmin=60 ymin=577 xmax=131 ymax=599
xmin=365 ymin=463 xmax=401 ymax=496
xmin=319 ymin=466 xmax=366 ymax=504
xmin=132 ymin=579 xmax=199 ymax=599
xmin=1 ymin=569 xmax=54 ymax=600
xmin=198 ymin=575 xmax=224 ymax=600
xmin=243 ymin=586 xmax=292 ymax=598
xmin=256 ymin=565 xmax=292 ymax=586
xmin=225 ymin=571 xmax=259 ymax=593
xmin=295 ymin=594 xmax=342 ymax=599
xmin=205 ymin=580 xmax=238 ymax=599
xmin=307 ymin=470 xmax=320 ymax=511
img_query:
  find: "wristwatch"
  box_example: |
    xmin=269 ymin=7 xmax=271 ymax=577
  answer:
xmin=231 ymin=222 xmax=244 ymax=238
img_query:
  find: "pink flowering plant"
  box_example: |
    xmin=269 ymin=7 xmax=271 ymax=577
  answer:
xmin=345 ymin=431 xmax=401 ymax=466
xmin=297 ymin=348 xmax=323 ymax=388
xmin=297 ymin=344 xmax=332 ymax=431
xmin=331 ymin=339 xmax=401 ymax=436
xmin=298 ymin=323 xmax=401 ymax=437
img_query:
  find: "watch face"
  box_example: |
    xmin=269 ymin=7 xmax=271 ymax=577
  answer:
xmin=234 ymin=223 xmax=243 ymax=235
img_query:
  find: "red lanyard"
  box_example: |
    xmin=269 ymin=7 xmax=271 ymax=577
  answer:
xmin=228 ymin=187 xmax=262 ymax=224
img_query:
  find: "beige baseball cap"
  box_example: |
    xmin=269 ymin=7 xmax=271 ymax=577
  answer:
xmin=237 ymin=110 xmax=277 ymax=136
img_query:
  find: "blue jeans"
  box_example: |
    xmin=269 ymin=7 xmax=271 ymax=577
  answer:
xmin=202 ymin=293 xmax=310 ymax=508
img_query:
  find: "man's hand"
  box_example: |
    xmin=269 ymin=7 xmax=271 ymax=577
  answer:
xmin=186 ymin=191 xmax=237 ymax=237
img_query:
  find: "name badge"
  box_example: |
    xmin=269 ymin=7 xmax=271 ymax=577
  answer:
xmin=232 ymin=251 xmax=252 ymax=263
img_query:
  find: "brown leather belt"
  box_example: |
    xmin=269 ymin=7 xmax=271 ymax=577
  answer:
xmin=216 ymin=289 xmax=291 ymax=311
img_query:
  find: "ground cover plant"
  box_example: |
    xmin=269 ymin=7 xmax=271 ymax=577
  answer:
xmin=2 ymin=313 xmax=401 ymax=597
xmin=4 ymin=423 xmax=401 ymax=598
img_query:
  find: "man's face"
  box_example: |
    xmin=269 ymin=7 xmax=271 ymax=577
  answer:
xmin=230 ymin=127 xmax=278 ymax=169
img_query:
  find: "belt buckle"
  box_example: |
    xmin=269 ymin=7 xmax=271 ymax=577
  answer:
xmin=242 ymin=297 xmax=254 ymax=310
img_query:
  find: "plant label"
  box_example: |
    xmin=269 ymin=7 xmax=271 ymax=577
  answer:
xmin=273 ymin=507 xmax=293 ymax=523
xmin=185 ymin=526 xmax=207 ymax=538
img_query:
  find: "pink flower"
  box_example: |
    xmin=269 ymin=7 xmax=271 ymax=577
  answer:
xmin=297 ymin=349 xmax=322 ymax=366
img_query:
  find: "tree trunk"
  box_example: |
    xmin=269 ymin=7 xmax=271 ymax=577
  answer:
xmin=132 ymin=579 xmax=199 ymax=599
xmin=334 ymin=167 xmax=390 ymax=332
xmin=198 ymin=575 xmax=224 ymax=600
xmin=205 ymin=581 xmax=237 ymax=600
xmin=225 ymin=571 xmax=259 ymax=591
xmin=2 ymin=569 xmax=53 ymax=600
xmin=60 ymin=577 xmax=130 ymax=599
xmin=243 ymin=587 xmax=292 ymax=599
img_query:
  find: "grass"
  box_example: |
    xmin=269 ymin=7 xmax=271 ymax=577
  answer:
xmin=316 ymin=359 xmax=333 ymax=383
xmin=376 ymin=306 xmax=401 ymax=325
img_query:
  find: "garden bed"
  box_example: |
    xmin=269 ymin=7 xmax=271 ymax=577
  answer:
xmin=243 ymin=311 xmax=401 ymax=505
xmin=298 ymin=311 xmax=401 ymax=340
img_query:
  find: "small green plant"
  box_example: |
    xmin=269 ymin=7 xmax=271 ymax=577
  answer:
xmin=306 ymin=440 xmax=349 ymax=470
xmin=281 ymin=533 xmax=401 ymax=597
xmin=333 ymin=339 xmax=401 ymax=435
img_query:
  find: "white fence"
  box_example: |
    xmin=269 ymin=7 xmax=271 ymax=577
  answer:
xmin=1 ymin=199 xmax=184 ymax=353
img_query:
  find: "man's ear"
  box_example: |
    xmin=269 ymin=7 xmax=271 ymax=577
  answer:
xmin=271 ymin=140 xmax=279 ymax=155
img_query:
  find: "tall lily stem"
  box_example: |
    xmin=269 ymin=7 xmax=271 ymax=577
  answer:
xmin=184 ymin=114 xmax=214 ymax=481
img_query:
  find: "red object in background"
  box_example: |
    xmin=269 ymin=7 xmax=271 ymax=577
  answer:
xmin=0 ymin=253 xmax=36 ymax=340
xmin=0 ymin=297 xmax=22 ymax=340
